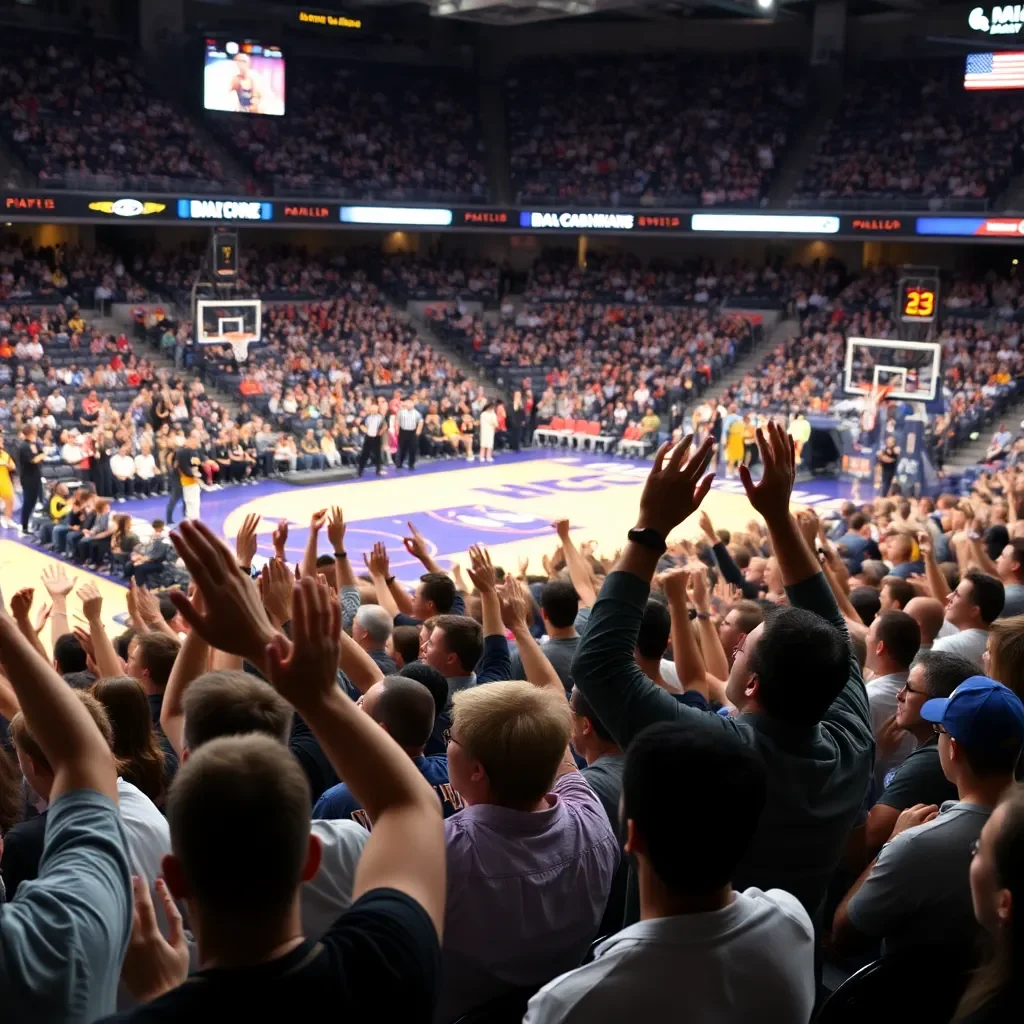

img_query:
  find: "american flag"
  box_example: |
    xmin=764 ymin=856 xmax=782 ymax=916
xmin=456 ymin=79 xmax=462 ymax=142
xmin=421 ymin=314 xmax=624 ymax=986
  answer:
xmin=965 ymin=52 xmax=1024 ymax=90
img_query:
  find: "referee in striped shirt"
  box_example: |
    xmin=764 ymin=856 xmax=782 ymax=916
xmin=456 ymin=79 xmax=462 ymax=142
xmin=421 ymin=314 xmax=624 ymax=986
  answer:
xmin=357 ymin=396 xmax=389 ymax=477
xmin=395 ymin=397 xmax=423 ymax=471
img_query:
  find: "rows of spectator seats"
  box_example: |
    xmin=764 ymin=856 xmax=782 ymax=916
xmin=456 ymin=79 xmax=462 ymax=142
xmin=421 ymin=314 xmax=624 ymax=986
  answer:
xmin=212 ymin=60 xmax=486 ymax=202
xmin=506 ymin=55 xmax=805 ymax=207
xmin=0 ymin=32 xmax=233 ymax=192
xmin=793 ymin=59 xmax=1024 ymax=209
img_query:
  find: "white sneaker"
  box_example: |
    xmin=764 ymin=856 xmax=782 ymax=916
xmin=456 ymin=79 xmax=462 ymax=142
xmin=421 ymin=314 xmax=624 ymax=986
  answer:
xmin=1 ymin=517 xmax=14 ymax=529
xmin=466 ymin=455 xmax=474 ymax=462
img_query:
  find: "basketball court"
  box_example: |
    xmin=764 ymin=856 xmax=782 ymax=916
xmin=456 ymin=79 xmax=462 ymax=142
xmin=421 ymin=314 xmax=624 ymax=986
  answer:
xmin=2 ymin=449 xmax=853 ymax=650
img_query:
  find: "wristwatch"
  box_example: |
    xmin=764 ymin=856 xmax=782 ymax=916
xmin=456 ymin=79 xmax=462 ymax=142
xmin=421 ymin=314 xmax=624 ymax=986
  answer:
xmin=334 ymin=550 xmax=347 ymax=559
xmin=627 ymin=526 xmax=667 ymax=555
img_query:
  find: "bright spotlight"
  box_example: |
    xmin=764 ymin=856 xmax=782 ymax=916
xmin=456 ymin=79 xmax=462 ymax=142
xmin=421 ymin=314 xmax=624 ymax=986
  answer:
xmin=756 ymin=0 xmax=774 ymax=9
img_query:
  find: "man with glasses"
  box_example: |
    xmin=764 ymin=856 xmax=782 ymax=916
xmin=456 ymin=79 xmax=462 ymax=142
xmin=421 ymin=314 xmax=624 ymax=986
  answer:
xmin=844 ymin=651 xmax=976 ymax=873
xmin=833 ymin=675 xmax=1024 ymax=957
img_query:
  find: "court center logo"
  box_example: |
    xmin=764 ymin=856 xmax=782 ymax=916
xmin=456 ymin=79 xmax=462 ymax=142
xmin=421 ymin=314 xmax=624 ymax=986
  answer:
xmin=426 ymin=505 xmax=561 ymax=535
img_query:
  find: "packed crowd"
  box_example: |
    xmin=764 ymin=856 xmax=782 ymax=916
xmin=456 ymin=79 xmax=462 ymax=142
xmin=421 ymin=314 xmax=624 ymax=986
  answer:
xmin=0 ymin=36 xmax=231 ymax=191
xmin=506 ymin=56 xmax=804 ymax=206
xmin=795 ymin=60 xmax=1024 ymax=208
xmin=216 ymin=60 xmax=486 ymax=201
xmin=2 ymin=426 xmax=1024 ymax=1023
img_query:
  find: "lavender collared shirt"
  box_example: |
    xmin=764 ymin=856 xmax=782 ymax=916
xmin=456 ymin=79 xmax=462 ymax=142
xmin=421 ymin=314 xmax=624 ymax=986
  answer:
xmin=437 ymin=772 xmax=619 ymax=1023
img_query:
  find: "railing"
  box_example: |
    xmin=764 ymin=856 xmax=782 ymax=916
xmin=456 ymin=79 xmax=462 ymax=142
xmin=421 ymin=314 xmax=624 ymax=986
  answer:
xmin=271 ymin=180 xmax=488 ymax=204
xmin=786 ymin=196 xmax=992 ymax=212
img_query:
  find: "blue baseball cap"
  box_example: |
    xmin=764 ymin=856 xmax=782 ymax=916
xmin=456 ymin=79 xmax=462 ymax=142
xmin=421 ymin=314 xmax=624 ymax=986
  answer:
xmin=920 ymin=676 xmax=1024 ymax=753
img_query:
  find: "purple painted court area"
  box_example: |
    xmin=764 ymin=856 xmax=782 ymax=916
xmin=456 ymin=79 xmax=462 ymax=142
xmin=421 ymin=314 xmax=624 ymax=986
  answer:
xmin=21 ymin=449 xmax=856 ymax=587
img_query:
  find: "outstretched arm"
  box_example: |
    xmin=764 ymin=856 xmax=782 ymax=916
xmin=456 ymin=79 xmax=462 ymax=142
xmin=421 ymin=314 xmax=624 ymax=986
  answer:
xmin=301 ymin=509 xmax=328 ymax=580
xmin=364 ymin=543 xmax=403 ymax=619
xmin=918 ymin=532 xmax=950 ymax=602
xmin=0 ymin=594 xmax=117 ymax=801
xmin=160 ymin=586 xmax=211 ymax=756
xmin=79 ymin=583 xmax=126 ymax=680
xmin=266 ymin=579 xmax=445 ymax=936
xmin=403 ymin=522 xmax=444 ymax=576
xmin=660 ymin=567 xmax=708 ymax=700
xmin=553 ymin=520 xmax=599 ymax=608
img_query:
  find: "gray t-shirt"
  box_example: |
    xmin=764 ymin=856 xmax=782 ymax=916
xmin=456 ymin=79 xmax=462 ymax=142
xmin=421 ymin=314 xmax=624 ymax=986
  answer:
xmin=1001 ymin=583 xmax=1024 ymax=619
xmin=931 ymin=627 xmax=989 ymax=669
xmin=510 ymin=635 xmax=579 ymax=695
xmin=847 ymin=800 xmax=990 ymax=954
xmin=0 ymin=789 xmax=132 ymax=1023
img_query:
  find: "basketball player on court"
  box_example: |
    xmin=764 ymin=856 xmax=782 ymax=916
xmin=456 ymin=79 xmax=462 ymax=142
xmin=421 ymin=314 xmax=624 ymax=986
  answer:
xmin=175 ymin=431 xmax=204 ymax=520
xmin=229 ymin=53 xmax=264 ymax=114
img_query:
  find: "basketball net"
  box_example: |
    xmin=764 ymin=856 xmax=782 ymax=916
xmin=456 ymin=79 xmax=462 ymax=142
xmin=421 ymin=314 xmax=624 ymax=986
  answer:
xmin=222 ymin=331 xmax=251 ymax=363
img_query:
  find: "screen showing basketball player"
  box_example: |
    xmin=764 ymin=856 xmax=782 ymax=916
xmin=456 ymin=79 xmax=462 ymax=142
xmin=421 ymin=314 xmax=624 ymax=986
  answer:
xmin=203 ymin=40 xmax=285 ymax=116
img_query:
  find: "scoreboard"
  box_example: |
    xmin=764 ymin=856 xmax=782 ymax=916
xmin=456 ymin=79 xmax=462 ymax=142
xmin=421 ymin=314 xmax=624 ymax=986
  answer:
xmin=898 ymin=273 xmax=939 ymax=325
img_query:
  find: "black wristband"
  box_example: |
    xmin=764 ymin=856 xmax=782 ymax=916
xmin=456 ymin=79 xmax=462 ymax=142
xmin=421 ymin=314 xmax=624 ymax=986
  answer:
xmin=385 ymin=575 xmax=396 ymax=585
xmin=334 ymin=550 xmax=347 ymax=559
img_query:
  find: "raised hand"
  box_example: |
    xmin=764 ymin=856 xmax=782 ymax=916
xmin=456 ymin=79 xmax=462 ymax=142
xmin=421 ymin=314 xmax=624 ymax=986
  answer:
xmin=916 ymin=531 xmax=933 ymax=558
xmin=9 ymin=588 xmax=34 ymax=623
xmin=552 ymin=519 xmax=571 ymax=542
xmin=699 ymin=511 xmax=717 ymax=544
xmin=466 ymin=544 xmax=497 ymax=594
xmin=168 ymin=520 xmax=277 ymax=666
xmin=32 ymin=600 xmax=51 ymax=636
xmin=77 ymin=581 xmax=103 ymax=622
xmin=636 ymin=435 xmax=716 ymax=539
xmin=327 ymin=506 xmax=346 ymax=551
xmin=739 ymin=421 xmax=795 ymax=524
xmin=132 ymin=581 xmax=163 ymax=625
xmin=794 ymin=508 xmax=820 ymax=548
xmin=402 ymin=522 xmax=430 ymax=562
xmin=517 ymin=554 xmax=529 ymax=578
xmin=259 ymin=557 xmax=294 ymax=627
xmin=120 ymin=876 xmax=190 ymax=1004
xmin=271 ymin=519 xmax=289 ymax=557
xmin=657 ymin=566 xmax=691 ymax=604
xmin=363 ymin=541 xmax=390 ymax=579
xmin=41 ymin=563 xmax=76 ymax=600
xmin=265 ymin=577 xmax=341 ymax=712
xmin=687 ymin=562 xmax=711 ymax=612
xmin=235 ymin=512 xmax=260 ymax=567
xmin=497 ymin=577 xmax=529 ymax=631
xmin=310 ymin=508 xmax=328 ymax=533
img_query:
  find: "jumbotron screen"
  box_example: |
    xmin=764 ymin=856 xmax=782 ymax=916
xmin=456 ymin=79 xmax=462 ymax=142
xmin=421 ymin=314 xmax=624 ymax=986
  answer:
xmin=204 ymin=40 xmax=286 ymax=116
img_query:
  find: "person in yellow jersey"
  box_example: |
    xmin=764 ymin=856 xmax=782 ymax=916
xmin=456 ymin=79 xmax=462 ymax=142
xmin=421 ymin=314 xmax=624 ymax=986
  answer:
xmin=0 ymin=434 xmax=17 ymax=529
xmin=174 ymin=430 xmax=204 ymax=522
xmin=788 ymin=411 xmax=812 ymax=467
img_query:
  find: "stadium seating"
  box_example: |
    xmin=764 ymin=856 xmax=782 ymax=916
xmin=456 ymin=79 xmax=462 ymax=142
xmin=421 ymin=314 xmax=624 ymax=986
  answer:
xmin=506 ymin=55 xmax=804 ymax=206
xmin=212 ymin=60 xmax=487 ymax=201
xmin=794 ymin=58 xmax=1024 ymax=208
xmin=0 ymin=34 xmax=232 ymax=192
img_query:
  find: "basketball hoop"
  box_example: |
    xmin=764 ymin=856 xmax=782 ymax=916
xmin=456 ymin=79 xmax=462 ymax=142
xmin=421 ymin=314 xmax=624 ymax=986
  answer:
xmin=223 ymin=331 xmax=252 ymax=363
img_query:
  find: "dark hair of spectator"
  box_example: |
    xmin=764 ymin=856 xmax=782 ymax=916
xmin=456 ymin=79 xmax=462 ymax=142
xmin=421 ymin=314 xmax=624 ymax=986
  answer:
xmin=965 ymin=571 xmax=1006 ymax=625
xmin=390 ymin=625 xmax=422 ymax=669
xmin=914 ymin=651 xmax=980 ymax=699
xmin=881 ymin=577 xmax=916 ymax=611
xmin=749 ymin=606 xmax=848 ymax=726
xmin=541 ymin=580 xmax=579 ymax=629
xmin=432 ymin=615 xmax=484 ymax=674
xmin=873 ymin=611 xmax=921 ymax=669
xmin=623 ymin=719 xmax=766 ymax=890
xmin=420 ymin=572 xmax=457 ymax=614
xmin=133 ymin=632 xmax=182 ymax=690
xmin=372 ymin=677 xmax=436 ymax=751
xmin=168 ymin=734 xmax=311 ymax=917
xmin=183 ymin=671 xmax=293 ymax=751
xmin=571 ymin=687 xmax=616 ymax=744
xmin=54 ymin=632 xmax=87 ymax=675
xmin=91 ymin=676 xmax=166 ymax=805
xmin=0 ymin=746 xmax=23 ymax=833
xmin=399 ymin=661 xmax=448 ymax=718
xmin=987 ymin=616 xmax=1024 ymax=700
xmin=637 ymin=599 xmax=671 ymax=660
xmin=850 ymin=586 xmax=881 ymax=627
